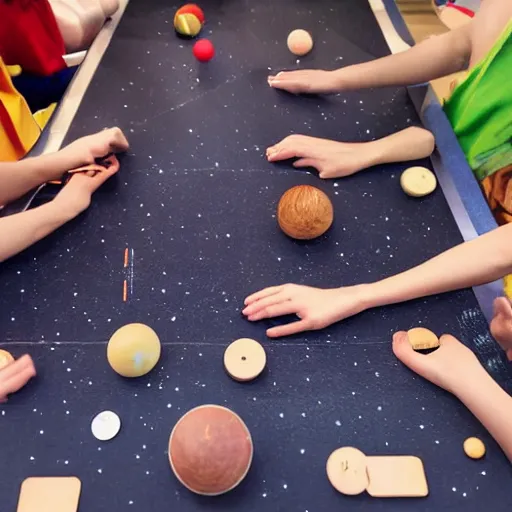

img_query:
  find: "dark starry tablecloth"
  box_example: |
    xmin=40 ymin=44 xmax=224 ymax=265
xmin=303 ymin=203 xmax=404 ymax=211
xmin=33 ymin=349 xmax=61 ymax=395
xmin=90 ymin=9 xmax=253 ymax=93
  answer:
xmin=1 ymin=0 xmax=511 ymax=510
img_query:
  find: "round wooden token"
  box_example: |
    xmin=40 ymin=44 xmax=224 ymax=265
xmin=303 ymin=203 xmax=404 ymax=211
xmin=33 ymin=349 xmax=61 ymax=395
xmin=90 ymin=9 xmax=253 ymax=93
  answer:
xmin=0 ymin=349 xmax=14 ymax=370
xmin=400 ymin=167 xmax=437 ymax=197
xmin=224 ymin=338 xmax=266 ymax=382
xmin=407 ymin=327 xmax=440 ymax=351
xmin=463 ymin=437 xmax=486 ymax=459
xmin=326 ymin=446 xmax=369 ymax=496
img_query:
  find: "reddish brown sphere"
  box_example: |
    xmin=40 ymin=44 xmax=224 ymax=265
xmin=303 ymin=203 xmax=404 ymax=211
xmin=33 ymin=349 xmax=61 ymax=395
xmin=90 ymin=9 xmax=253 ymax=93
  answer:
xmin=277 ymin=185 xmax=334 ymax=240
xmin=168 ymin=405 xmax=253 ymax=495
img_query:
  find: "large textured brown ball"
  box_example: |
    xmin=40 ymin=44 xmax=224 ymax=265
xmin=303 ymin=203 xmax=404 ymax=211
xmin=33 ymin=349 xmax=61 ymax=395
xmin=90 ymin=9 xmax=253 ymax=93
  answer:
xmin=168 ymin=405 xmax=253 ymax=495
xmin=277 ymin=185 xmax=334 ymax=240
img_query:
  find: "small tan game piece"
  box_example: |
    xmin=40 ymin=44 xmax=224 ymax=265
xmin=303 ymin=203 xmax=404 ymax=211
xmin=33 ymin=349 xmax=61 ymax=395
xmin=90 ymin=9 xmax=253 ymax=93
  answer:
xmin=224 ymin=338 xmax=266 ymax=382
xmin=17 ymin=477 xmax=81 ymax=512
xmin=464 ymin=437 xmax=486 ymax=459
xmin=407 ymin=327 xmax=440 ymax=351
xmin=366 ymin=456 xmax=428 ymax=498
xmin=0 ymin=349 xmax=14 ymax=370
xmin=326 ymin=447 xmax=369 ymax=496
xmin=400 ymin=166 xmax=437 ymax=197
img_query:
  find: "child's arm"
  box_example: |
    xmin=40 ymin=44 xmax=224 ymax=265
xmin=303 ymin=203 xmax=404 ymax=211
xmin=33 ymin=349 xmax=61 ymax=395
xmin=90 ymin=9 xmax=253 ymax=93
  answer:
xmin=362 ymin=222 xmax=512 ymax=309
xmin=0 ymin=160 xmax=120 ymax=263
xmin=243 ymin=223 xmax=512 ymax=337
xmin=0 ymin=201 xmax=77 ymax=263
xmin=0 ymin=127 xmax=128 ymax=206
xmin=268 ymin=24 xmax=472 ymax=94
xmin=393 ymin=332 xmax=512 ymax=462
xmin=0 ymin=152 xmax=77 ymax=206
xmin=265 ymin=126 xmax=436 ymax=179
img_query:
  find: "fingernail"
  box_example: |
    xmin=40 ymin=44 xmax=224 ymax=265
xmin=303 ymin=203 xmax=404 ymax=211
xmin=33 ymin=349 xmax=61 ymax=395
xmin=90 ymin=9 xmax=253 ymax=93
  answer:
xmin=393 ymin=332 xmax=406 ymax=343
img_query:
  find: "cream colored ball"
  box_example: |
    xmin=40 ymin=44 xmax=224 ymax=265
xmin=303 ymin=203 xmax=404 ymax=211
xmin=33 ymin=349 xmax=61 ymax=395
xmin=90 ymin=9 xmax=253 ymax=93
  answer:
xmin=287 ymin=29 xmax=313 ymax=56
xmin=107 ymin=323 xmax=161 ymax=377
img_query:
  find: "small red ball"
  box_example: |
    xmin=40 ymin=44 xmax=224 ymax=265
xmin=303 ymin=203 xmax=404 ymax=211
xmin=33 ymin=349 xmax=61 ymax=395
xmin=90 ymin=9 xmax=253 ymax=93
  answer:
xmin=193 ymin=39 xmax=215 ymax=62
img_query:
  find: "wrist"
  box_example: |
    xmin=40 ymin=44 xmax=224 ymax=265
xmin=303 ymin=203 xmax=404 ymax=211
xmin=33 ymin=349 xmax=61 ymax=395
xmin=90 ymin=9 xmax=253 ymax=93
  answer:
xmin=452 ymin=365 xmax=497 ymax=402
xmin=36 ymin=151 xmax=79 ymax=182
xmin=56 ymin=144 xmax=91 ymax=171
xmin=50 ymin=193 xmax=83 ymax=221
xmin=331 ymin=68 xmax=348 ymax=91
xmin=351 ymin=282 xmax=382 ymax=311
xmin=341 ymin=283 xmax=376 ymax=313
xmin=361 ymin=139 xmax=386 ymax=168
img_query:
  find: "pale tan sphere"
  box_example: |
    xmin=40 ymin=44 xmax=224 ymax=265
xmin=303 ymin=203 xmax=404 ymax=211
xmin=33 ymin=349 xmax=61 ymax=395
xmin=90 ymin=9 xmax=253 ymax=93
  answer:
xmin=287 ymin=29 xmax=314 ymax=56
xmin=107 ymin=323 xmax=161 ymax=378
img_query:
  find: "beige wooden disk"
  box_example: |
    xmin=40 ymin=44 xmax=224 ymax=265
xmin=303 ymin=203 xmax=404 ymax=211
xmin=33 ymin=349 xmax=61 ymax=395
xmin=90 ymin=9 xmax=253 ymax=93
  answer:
xmin=400 ymin=167 xmax=437 ymax=197
xmin=407 ymin=327 xmax=440 ymax=351
xmin=17 ymin=477 xmax=81 ymax=512
xmin=0 ymin=349 xmax=14 ymax=370
xmin=366 ymin=456 xmax=428 ymax=498
xmin=326 ymin=446 xmax=369 ymax=496
xmin=224 ymin=338 xmax=266 ymax=382
xmin=463 ymin=437 xmax=486 ymax=459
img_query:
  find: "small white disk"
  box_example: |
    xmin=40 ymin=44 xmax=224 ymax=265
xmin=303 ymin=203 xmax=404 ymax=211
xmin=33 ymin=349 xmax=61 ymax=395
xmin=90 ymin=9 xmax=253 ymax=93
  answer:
xmin=400 ymin=166 xmax=437 ymax=197
xmin=91 ymin=410 xmax=121 ymax=441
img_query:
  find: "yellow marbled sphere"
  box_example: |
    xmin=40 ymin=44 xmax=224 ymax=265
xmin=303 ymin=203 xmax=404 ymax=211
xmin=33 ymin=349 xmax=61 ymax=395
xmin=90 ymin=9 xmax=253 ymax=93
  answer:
xmin=174 ymin=12 xmax=202 ymax=37
xmin=107 ymin=323 xmax=161 ymax=378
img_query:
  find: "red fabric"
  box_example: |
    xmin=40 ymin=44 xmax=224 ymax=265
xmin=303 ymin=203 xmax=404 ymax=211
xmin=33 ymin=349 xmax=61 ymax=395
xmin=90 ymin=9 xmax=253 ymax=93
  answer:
xmin=0 ymin=0 xmax=66 ymax=76
xmin=446 ymin=2 xmax=476 ymax=18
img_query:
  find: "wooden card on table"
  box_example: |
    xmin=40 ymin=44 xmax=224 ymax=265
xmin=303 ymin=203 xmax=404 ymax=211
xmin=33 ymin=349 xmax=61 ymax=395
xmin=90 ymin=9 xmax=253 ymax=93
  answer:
xmin=366 ymin=456 xmax=428 ymax=498
xmin=17 ymin=476 xmax=81 ymax=512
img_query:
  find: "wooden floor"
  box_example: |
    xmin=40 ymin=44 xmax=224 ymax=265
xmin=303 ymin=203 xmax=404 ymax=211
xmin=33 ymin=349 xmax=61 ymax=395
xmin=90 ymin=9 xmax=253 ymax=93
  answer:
xmin=395 ymin=0 xmax=462 ymax=99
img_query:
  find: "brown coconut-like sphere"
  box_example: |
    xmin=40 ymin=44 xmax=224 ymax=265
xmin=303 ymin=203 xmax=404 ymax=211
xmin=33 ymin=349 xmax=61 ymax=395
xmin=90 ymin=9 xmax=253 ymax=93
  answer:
xmin=277 ymin=185 xmax=334 ymax=240
xmin=168 ymin=405 xmax=253 ymax=495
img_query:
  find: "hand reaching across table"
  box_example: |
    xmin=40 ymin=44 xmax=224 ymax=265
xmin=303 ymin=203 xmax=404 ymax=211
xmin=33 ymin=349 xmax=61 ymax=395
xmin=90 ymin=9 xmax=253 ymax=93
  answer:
xmin=243 ymin=284 xmax=367 ymax=338
xmin=266 ymin=128 xmax=435 ymax=179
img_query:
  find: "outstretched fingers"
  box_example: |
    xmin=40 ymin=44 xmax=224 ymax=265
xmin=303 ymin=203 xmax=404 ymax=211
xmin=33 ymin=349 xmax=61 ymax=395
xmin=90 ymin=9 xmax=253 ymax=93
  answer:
xmin=243 ymin=291 xmax=289 ymax=318
xmin=267 ymin=319 xmax=310 ymax=338
xmin=244 ymin=285 xmax=284 ymax=307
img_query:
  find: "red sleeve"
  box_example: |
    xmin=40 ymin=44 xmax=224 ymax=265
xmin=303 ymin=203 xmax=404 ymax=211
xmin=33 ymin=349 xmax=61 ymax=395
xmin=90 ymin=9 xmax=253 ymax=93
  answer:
xmin=0 ymin=0 xmax=66 ymax=76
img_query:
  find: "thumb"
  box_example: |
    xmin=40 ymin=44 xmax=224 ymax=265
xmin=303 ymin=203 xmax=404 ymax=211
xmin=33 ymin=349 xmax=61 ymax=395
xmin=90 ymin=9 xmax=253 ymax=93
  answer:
xmin=392 ymin=331 xmax=432 ymax=376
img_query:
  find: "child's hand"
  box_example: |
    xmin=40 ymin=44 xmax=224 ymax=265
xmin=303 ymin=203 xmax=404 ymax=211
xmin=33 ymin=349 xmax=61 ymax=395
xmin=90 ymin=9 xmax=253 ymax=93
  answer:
xmin=53 ymin=157 xmax=120 ymax=218
xmin=266 ymin=135 xmax=375 ymax=178
xmin=392 ymin=331 xmax=483 ymax=395
xmin=267 ymin=70 xmax=340 ymax=94
xmin=0 ymin=355 xmax=36 ymax=403
xmin=490 ymin=297 xmax=512 ymax=360
xmin=60 ymin=127 xmax=129 ymax=168
xmin=243 ymin=284 xmax=368 ymax=337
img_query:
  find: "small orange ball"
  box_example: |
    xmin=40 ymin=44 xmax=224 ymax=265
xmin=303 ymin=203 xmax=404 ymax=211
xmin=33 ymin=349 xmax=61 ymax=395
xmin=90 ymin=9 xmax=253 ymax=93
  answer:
xmin=277 ymin=185 xmax=334 ymax=240
xmin=169 ymin=405 xmax=253 ymax=495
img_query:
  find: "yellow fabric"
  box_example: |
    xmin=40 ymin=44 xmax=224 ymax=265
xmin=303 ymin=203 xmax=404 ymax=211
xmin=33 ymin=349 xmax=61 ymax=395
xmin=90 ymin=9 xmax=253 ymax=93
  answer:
xmin=6 ymin=65 xmax=22 ymax=77
xmin=33 ymin=102 xmax=57 ymax=130
xmin=504 ymin=275 xmax=512 ymax=300
xmin=0 ymin=57 xmax=40 ymax=161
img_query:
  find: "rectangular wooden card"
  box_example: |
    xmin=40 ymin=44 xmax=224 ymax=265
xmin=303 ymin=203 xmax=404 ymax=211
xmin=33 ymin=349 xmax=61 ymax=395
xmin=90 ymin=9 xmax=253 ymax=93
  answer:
xmin=17 ymin=477 xmax=81 ymax=512
xmin=366 ymin=456 xmax=428 ymax=498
